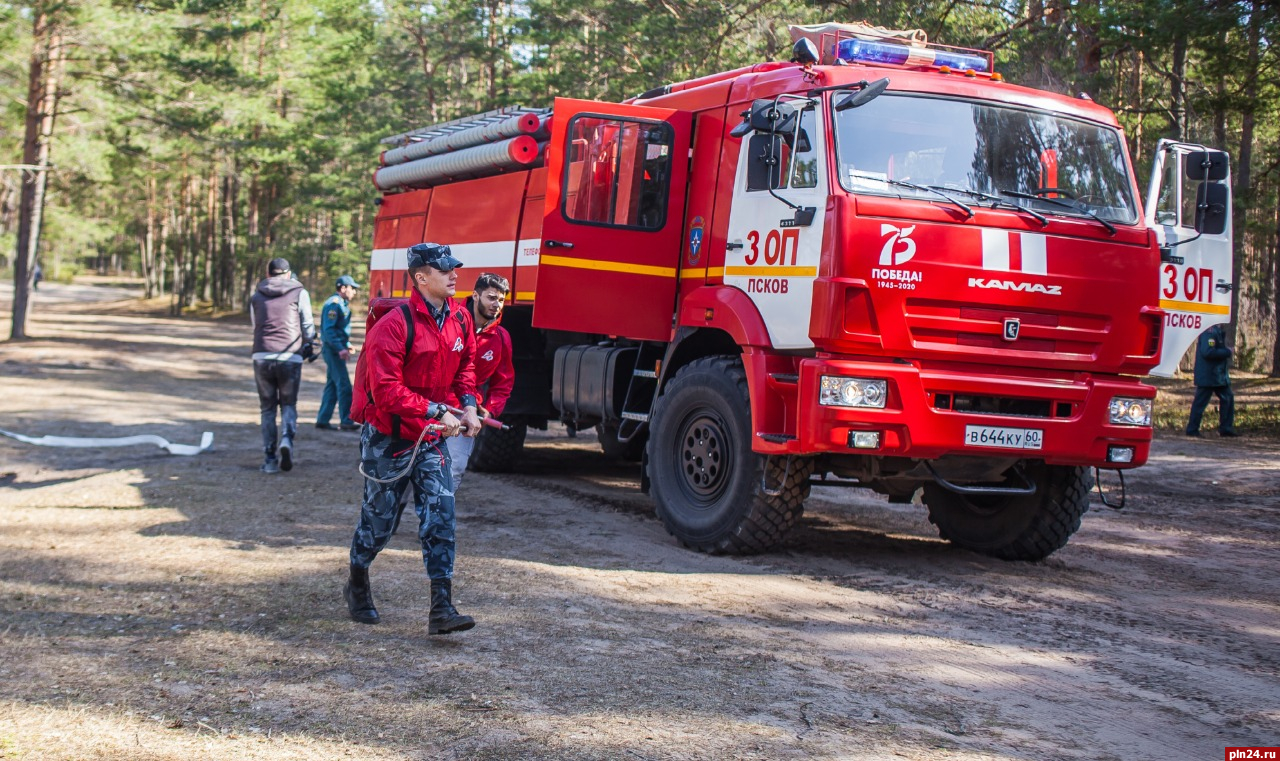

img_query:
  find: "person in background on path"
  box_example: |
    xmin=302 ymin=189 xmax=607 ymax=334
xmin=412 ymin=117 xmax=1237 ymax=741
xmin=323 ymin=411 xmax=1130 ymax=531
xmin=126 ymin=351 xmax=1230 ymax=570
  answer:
xmin=446 ymin=272 xmax=514 ymax=489
xmin=343 ymin=242 xmax=481 ymax=634
xmin=249 ymin=257 xmax=316 ymax=473
xmin=1185 ymin=322 xmax=1237 ymax=438
xmin=32 ymin=263 xmax=42 ymax=291
xmin=316 ymin=274 xmax=361 ymax=431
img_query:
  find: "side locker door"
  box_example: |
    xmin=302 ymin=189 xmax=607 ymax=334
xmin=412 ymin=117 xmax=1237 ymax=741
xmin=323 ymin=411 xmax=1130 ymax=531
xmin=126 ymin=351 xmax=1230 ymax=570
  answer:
xmin=534 ymin=97 xmax=693 ymax=341
xmin=1145 ymin=140 xmax=1234 ymax=376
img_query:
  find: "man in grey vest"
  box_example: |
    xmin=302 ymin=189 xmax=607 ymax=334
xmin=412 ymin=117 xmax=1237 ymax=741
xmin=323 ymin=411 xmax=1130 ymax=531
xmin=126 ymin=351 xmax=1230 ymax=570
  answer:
xmin=250 ymin=257 xmax=316 ymax=473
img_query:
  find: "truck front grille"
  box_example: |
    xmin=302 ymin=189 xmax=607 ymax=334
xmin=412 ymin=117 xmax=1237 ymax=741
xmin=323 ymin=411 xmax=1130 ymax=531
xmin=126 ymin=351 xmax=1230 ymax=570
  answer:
xmin=904 ymin=300 xmax=1107 ymax=360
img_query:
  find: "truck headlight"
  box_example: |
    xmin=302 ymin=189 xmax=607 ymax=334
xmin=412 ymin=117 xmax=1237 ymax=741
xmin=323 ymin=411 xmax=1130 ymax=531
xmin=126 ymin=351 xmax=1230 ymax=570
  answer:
xmin=820 ymin=376 xmax=887 ymax=409
xmin=1108 ymin=397 xmax=1152 ymax=426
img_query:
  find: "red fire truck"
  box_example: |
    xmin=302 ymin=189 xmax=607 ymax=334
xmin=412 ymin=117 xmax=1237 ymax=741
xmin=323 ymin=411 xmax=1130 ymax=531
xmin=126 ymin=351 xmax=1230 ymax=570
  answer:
xmin=365 ymin=27 xmax=1233 ymax=560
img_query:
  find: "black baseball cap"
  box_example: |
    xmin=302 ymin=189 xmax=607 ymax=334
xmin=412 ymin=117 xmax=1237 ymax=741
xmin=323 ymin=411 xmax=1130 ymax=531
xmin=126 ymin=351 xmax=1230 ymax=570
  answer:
xmin=407 ymin=243 xmax=463 ymax=272
xmin=268 ymin=257 xmax=291 ymax=275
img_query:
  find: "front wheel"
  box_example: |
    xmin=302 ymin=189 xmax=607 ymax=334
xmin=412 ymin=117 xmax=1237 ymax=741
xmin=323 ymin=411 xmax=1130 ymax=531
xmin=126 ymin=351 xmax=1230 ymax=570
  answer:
xmin=922 ymin=463 xmax=1092 ymax=560
xmin=647 ymin=356 xmax=812 ymax=554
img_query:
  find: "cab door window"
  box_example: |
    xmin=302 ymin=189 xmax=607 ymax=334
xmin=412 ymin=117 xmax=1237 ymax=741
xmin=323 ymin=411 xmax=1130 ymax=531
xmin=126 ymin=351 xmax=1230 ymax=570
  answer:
xmin=788 ymin=108 xmax=819 ymax=189
xmin=563 ymin=115 xmax=674 ymax=230
xmin=1154 ymin=153 xmax=1201 ymax=230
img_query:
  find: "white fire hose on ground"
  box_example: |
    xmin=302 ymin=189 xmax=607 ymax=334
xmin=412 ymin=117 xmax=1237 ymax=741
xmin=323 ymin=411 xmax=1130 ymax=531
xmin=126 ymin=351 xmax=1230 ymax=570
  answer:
xmin=0 ymin=428 xmax=214 ymax=456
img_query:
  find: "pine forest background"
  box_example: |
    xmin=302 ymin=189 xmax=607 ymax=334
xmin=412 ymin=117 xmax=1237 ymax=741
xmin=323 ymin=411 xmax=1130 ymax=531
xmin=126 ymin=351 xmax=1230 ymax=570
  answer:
xmin=2 ymin=0 xmax=1278 ymax=373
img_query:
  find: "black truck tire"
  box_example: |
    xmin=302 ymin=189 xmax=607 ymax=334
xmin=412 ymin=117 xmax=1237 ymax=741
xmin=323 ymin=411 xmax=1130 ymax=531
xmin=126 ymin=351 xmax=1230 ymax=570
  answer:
xmin=596 ymin=423 xmax=646 ymax=462
xmin=647 ymin=356 xmax=812 ymax=554
xmin=922 ymin=463 xmax=1092 ymax=561
xmin=466 ymin=420 xmax=528 ymax=473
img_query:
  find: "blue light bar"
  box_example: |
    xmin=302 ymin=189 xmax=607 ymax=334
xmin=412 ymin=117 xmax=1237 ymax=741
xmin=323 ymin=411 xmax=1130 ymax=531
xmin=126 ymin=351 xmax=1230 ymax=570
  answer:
xmin=835 ymin=38 xmax=991 ymax=73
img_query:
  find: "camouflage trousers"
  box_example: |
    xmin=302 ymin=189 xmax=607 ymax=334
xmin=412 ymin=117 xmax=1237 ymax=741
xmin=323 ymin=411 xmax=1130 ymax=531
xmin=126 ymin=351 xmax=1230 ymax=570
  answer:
xmin=349 ymin=424 xmax=456 ymax=580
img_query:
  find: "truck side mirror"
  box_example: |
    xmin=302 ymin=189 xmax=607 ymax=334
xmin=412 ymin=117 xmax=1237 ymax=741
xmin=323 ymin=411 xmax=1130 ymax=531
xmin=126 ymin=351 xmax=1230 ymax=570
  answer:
xmin=1194 ymin=181 xmax=1228 ymax=236
xmin=1184 ymin=150 xmax=1228 ymax=181
xmin=746 ymin=134 xmax=783 ymax=191
xmin=835 ymin=78 xmax=890 ymax=111
xmin=729 ymin=99 xmax=798 ymax=138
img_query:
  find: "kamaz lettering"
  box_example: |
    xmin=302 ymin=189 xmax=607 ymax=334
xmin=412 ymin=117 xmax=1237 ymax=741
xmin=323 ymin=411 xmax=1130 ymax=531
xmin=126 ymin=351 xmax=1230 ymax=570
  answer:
xmin=968 ymin=277 xmax=1063 ymax=295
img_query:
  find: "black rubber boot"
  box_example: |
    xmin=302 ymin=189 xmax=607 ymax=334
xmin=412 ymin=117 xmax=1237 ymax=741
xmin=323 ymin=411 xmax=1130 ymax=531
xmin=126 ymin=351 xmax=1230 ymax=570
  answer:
xmin=428 ymin=579 xmax=475 ymax=635
xmin=344 ymin=565 xmax=380 ymax=624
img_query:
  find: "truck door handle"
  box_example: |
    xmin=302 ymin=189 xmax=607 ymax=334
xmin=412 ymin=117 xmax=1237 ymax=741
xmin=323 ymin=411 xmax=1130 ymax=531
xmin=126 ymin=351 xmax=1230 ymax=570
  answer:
xmin=726 ymin=241 xmax=744 ymax=250
xmin=545 ymin=240 xmax=574 ymax=249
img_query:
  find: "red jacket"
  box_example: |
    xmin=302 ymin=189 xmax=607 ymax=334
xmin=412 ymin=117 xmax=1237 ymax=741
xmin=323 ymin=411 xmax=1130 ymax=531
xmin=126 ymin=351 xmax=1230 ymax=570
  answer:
xmin=448 ymin=297 xmax=515 ymax=419
xmin=358 ymin=291 xmax=477 ymax=443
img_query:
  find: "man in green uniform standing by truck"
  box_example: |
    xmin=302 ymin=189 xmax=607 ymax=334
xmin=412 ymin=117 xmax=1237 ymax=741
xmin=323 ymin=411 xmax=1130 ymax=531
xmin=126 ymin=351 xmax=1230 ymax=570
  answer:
xmin=317 ymin=275 xmax=360 ymax=431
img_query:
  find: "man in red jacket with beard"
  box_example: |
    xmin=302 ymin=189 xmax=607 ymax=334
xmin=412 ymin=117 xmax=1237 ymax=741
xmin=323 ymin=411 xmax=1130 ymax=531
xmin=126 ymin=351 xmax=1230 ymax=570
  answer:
xmin=344 ymin=242 xmax=482 ymax=634
xmin=446 ymin=272 xmax=515 ymax=488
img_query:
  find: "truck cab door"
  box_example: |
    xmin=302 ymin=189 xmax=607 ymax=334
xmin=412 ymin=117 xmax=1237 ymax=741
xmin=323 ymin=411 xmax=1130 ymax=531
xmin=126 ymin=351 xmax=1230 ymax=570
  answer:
xmin=1145 ymin=140 xmax=1233 ymax=377
xmin=722 ymin=97 xmax=828 ymax=350
xmin=534 ymin=97 xmax=693 ymax=341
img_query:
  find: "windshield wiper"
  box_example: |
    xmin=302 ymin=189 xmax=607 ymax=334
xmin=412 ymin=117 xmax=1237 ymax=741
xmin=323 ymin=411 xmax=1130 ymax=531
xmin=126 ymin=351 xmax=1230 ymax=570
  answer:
xmin=998 ymin=188 xmax=1117 ymax=235
xmin=849 ymin=172 xmax=973 ymax=218
xmin=928 ymin=186 xmax=1048 ymax=227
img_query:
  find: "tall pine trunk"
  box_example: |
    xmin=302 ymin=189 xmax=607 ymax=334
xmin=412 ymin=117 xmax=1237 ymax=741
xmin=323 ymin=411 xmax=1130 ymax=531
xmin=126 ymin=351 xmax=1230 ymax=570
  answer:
xmin=9 ymin=9 xmax=64 ymax=340
xmin=220 ymin=171 xmax=238 ymax=310
xmin=1272 ymin=177 xmax=1280 ymax=377
xmin=1228 ymin=1 xmax=1260 ymax=357
xmin=142 ymin=176 xmax=158 ymax=299
xmin=1170 ymin=33 xmax=1187 ymax=139
xmin=203 ymin=166 xmax=217 ymax=302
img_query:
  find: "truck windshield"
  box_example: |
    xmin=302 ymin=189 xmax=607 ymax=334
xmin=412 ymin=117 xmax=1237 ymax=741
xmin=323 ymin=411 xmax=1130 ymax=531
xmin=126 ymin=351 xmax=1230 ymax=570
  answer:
xmin=832 ymin=93 xmax=1138 ymax=226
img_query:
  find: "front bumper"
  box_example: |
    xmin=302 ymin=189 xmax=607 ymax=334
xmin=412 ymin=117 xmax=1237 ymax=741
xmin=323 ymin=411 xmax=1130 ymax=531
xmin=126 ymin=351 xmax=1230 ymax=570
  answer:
xmin=779 ymin=357 xmax=1155 ymax=468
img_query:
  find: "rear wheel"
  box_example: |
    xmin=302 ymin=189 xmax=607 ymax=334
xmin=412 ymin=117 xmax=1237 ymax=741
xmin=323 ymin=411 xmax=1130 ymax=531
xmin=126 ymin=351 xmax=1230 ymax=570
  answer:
xmin=467 ymin=419 xmax=528 ymax=473
xmin=647 ymin=356 xmax=812 ymax=554
xmin=922 ymin=463 xmax=1091 ymax=560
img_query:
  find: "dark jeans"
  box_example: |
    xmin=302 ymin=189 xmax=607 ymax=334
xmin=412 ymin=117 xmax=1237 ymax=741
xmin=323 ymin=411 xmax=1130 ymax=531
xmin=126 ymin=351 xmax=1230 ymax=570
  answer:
xmin=317 ymin=345 xmax=353 ymax=426
xmin=1187 ymin=384 xmax=1235 ymax=434
xmin=350 ymin=424 xmax=456 ymax=580
xmin=254 ymin=359 xmax=302 ymax=457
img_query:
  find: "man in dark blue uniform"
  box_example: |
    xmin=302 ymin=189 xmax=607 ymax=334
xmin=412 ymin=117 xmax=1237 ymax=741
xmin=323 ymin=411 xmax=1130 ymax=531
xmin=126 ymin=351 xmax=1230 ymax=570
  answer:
xmin=1186 ymin=323 xmax=1237 ymax=438
xmin=316 ymin=275 xmax=360 ymax=431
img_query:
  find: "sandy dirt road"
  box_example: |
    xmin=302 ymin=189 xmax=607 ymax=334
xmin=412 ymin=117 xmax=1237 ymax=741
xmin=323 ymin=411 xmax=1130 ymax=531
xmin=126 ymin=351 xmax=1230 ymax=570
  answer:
xmin=1 ymin=282 xmax=1277 ymax=760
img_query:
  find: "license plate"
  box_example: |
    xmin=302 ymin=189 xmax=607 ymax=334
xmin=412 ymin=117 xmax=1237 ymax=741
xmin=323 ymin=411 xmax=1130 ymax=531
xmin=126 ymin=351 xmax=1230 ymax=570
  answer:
xmin=964 ymin=425 xmax=1043 ymax=450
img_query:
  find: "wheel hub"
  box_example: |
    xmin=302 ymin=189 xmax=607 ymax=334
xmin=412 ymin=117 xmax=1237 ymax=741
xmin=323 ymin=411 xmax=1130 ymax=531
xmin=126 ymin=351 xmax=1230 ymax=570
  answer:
xmin=679 ymin=414 xmax=728 ymax=503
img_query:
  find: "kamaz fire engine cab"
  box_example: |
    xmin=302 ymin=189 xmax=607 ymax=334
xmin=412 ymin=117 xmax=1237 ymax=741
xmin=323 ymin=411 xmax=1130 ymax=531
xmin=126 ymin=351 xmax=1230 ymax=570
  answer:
xmin=364 ymin=23 xmax=1233 ymax=561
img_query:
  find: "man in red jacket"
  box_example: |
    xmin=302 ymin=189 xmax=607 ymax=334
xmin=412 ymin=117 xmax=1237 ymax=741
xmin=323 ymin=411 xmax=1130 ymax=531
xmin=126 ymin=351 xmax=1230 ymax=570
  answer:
xmin=446 ymin=272 xmax=515 ymax=488
xmin=344 ymin=242 xmax=482 ymax=634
